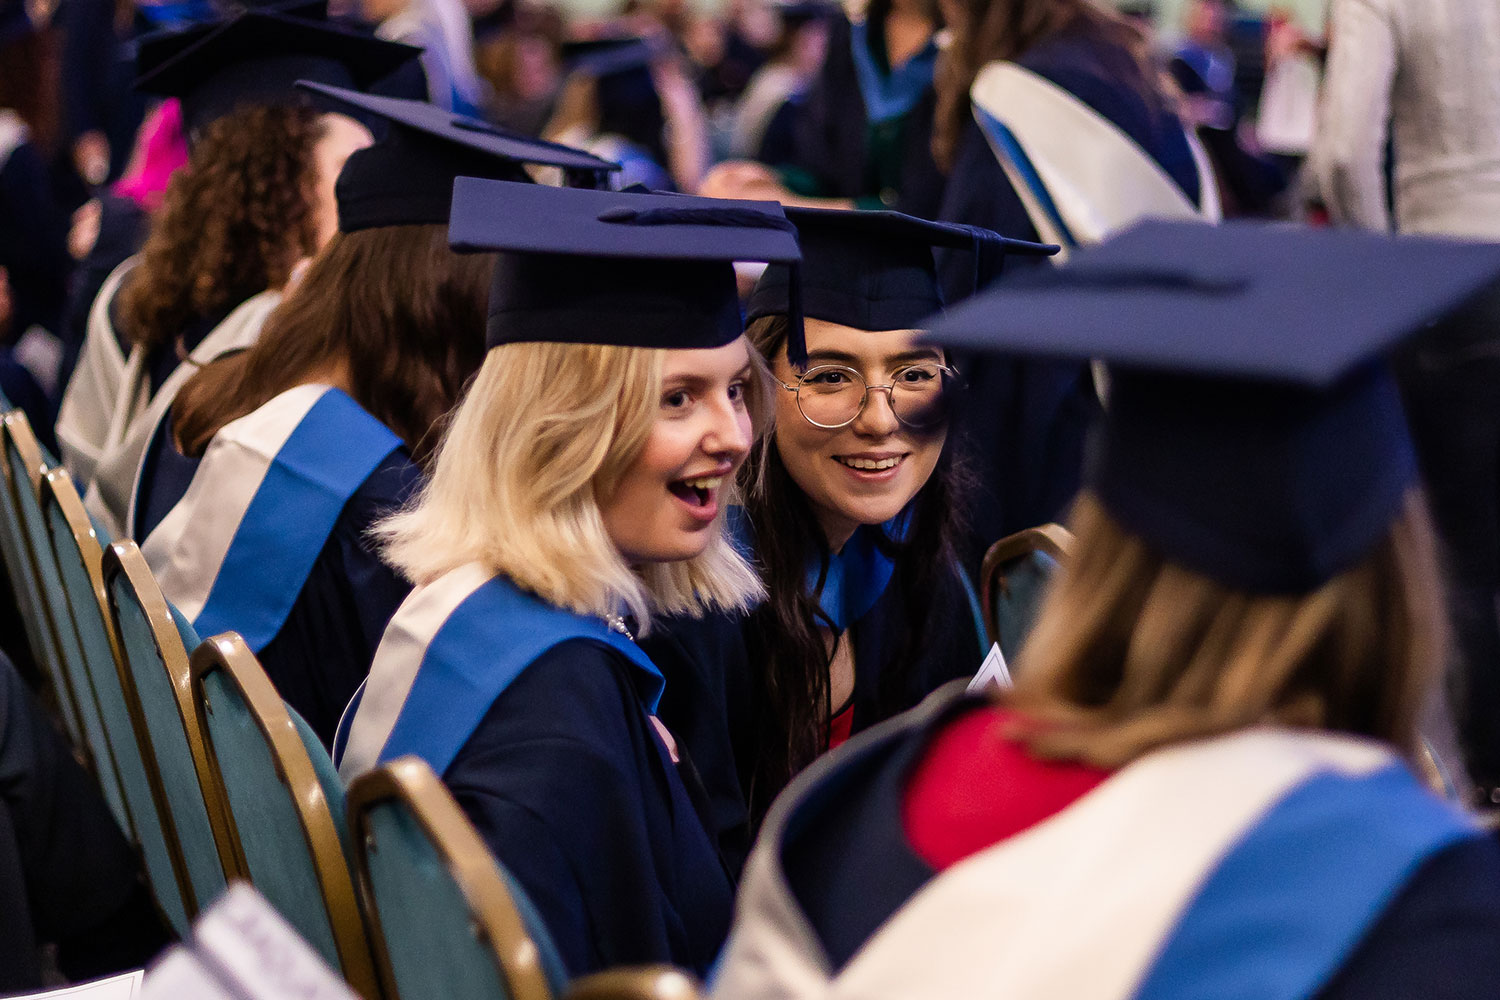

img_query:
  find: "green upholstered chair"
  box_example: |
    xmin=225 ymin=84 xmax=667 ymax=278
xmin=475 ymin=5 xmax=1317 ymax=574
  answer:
xmin=190 ymin=631 xmax=381 ymax=1000
xmin=40 ymin=468 xmax=133 ymax=832
xmin=2 ymin=410 xmax=87 ymax=747
xmin=104 ymin=539 xmax=237 ymax=919
xmin=348 ymin=756 xmax=570 ymax=1000
xmin=980 ymin=523 xmax=1073 ymax=670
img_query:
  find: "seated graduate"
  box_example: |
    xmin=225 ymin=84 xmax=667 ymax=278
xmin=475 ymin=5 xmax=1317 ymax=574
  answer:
xmin=133 ymin=86 xmax=615 ymax=747
xmin=712 ymin=222 xmax=1500 ymax=1000
xmin=643 ymin=208 xmax=1055 ymax=853
xmin=334 ymin=180 xmax=801 ymax=977
xmin=55 ymin=5 xmax=419 ymax=538
xmin=0 ymin=648 xmax=168 ymax=992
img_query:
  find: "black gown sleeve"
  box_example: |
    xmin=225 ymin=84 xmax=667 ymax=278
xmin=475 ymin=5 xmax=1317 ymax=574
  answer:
xmin=443 ymin=639 xmax=735 ymax=978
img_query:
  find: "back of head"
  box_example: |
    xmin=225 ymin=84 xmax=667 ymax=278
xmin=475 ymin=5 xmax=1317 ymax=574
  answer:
xmin=173 ymin=223 xmax=492 ymax=466
xmin=1007 ymin=490 xmax=1446 ymax=768
xmin=118 ymin=102 xmax=326 ymax=353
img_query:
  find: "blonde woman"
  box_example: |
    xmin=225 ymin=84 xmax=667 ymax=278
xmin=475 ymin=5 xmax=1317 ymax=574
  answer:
xmin=713 ymin=223 xmax=1500 ymax=999
xmin=336 ymin=179 xmax=800 ymax=977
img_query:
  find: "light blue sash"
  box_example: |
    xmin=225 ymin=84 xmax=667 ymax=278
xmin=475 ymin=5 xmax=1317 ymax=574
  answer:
xmin=376 ymin=576 xmax=665 ymax=776
xmin=849 ymin=20 xmax=938 ymax=125
xmin=193 ymin=390 xmax=400 ymax=649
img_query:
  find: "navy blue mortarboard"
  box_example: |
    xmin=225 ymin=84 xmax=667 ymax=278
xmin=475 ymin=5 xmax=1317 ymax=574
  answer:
xmin=296 ymin=82 xmax=619 ymax=232
xmin=135 ymin=7 xmax=419 ymax=136
xmin=448 ymin=178 xmax=801 ymax=351
xmin=746 ymin=207 xmax=1057 ymax=366
xmin=925 ymin=219 xmax=1500 ymax=593
xmin=560 ymin=37 xmax=667 ymax=78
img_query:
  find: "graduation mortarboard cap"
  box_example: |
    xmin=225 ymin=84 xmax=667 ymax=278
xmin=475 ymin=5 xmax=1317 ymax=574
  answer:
xmin=135 ymin=6 xmax=419 ymax=136
xmin=560 ymin=36 xmax=667 ymax=78
xmin=448 ymin=178 xmax=800 ymax=351
xmin=925 ymin=219 xmax=1500 ymax=593
xmin=747 ymin=207 xmax=1057 ymax=367
xmin=296 ymin=82 xmax=619 ymax=232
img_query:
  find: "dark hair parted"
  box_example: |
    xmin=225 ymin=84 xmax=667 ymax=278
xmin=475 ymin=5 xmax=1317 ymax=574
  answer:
xmin=931 ymin=0 xmax=1156 ymax=171
xmin=739 ymin=313 xmax=971 ymax=825
xmin=118 ymin=103 xmax=325 ymax=354
xmin=173 ymin=224 xmax=494 ymax=468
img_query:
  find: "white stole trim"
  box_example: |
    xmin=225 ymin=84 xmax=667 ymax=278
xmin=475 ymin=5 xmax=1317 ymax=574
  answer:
xmin=141 ymin=383 xmax=332 ymax=620
xmin=82 ymin=289 xmax=281 ymax=539
xmin=969 ymin=61 xmax=1219 ymax=260
xmin=714 ymin=729 xmax=1395 ymax=1000
xmin=336 ymin=562 xmax=496 ymax=782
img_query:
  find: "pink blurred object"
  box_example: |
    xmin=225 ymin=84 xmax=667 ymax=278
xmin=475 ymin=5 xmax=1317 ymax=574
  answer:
xmin=112 ymin=99 xmax=188 ymax=211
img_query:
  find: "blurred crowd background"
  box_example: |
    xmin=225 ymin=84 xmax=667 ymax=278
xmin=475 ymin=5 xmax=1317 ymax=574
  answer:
xmin=0 ymin=0 xmax=1334 ymax=425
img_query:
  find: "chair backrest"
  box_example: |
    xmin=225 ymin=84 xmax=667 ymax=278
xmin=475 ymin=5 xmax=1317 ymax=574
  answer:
xmin=564 ymin=969 xmax=705 ymax=1000
xmin=190 ymin=631 xmax=380 ymax=999
xmin=970 ymin=61 xmax=1220 ymax=260
xmin=40 ymin=468 xmax=132 ymax=833
xmin=980 ymin=523 xmax=1073 ymax=667
xmin=104 ymin=539 xmax=237 ymax=916
xmin=348 ymin=756 xmax=567 ymax=1000
xmin=2 ymin=410 xmax=87 ymax=747
xmin=0 ymin=412 xmax=62 ymax=697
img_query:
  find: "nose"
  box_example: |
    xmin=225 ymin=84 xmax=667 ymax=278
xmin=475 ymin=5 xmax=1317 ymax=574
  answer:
xmin=852 ymin=385 xmax=900 ymax=437
xmin=703 ymin=393 xmax=753 ymax=461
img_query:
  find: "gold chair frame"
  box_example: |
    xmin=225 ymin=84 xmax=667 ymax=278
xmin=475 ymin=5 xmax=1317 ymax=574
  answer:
xmin=102 ymin=539 xmax=242 ymax=902
xmin=978 ymin=523 xmax=1073 ymax=648
xmin=40 ymin=467 xmax=136 ymax=838
xmin=565 ymin=969 xmax=704 ymax=1000
xmin=1 ymin=410 xmax=90 ymax=747
xmin=189 ymin=631 xmax=381 ymax=1000
xmin=347 ymin=756 xmax=555 ymax=1000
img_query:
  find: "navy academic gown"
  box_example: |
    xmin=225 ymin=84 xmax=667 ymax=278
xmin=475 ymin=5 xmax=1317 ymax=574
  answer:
xmin=135 ymin=416 xmax=418 ymax=747
xmin=769 ymin=694 xmax=1500 ymax=999
xmin=782 ymin=14 xmax=946 ymax=219
xmin=641 ymin=541 xmax=981 ymax=873
xmin=933 ymin=28 xmax=1201 ymax=552
xmin=443 ymin=638 xmax=735 ymax=978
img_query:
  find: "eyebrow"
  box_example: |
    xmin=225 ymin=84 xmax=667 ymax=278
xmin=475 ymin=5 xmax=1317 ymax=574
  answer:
xmin=804 ymin=348 xmax=943 ymax=367
xmin=663 ymin=363 xmax=755 ymax=387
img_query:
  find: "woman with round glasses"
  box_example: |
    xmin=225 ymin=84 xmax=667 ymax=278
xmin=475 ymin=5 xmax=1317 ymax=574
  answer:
xmin=644 ymin=208 xmax=1055 ymax=854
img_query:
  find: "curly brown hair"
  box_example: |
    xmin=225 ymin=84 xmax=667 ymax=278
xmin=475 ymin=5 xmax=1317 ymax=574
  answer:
xmin=118 ymin=103 xmax=326 ymax=353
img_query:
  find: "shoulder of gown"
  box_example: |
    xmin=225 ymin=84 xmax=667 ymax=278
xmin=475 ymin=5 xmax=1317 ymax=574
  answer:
xmin=444 ymin=636 xmax=734 ymax=978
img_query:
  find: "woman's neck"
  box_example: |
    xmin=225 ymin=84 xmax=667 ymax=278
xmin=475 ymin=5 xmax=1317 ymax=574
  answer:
xmin=884 ymin=3 xmax=935 ymax=68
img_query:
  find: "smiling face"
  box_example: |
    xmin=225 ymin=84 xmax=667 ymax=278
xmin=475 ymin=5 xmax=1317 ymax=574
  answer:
xmin=771 ymin=318 xmax=948 ymax=551
xmin=600 ymin=339 xmax=757 ymax=565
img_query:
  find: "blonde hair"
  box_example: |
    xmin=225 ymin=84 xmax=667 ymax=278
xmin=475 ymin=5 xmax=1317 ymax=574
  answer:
xmin=1006 ymin=492 xmax=1447 ymax=769
xmin=376 ymin=339 xmax=767 ymax=631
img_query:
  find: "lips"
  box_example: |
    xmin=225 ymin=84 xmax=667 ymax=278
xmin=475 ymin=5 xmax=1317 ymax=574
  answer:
xmin=835 ymin=455 xmax=902 ymax=471
xmin=667 ymin=469 xmax=728 ymax=522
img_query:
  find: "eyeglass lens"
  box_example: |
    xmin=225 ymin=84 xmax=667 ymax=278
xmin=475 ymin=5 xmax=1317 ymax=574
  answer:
xmin=796 ymin=365 xmax=950 ymax=429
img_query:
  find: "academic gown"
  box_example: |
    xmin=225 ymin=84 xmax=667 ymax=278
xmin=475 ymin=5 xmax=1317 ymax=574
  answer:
xmin=336 ymin=566 xmax=736 ymax=978
xmin=781 ymin=13 xmax=946 ymax=218
xmin=640 ymin=520 xmax=983 ymax=872
xmin=138 ymin=385 xmax=417 ymax=746
xmin=932 ymin=28 xmax=1202 ymax=552
xmin=712 ymin=687 xmax=1500 ymax=1000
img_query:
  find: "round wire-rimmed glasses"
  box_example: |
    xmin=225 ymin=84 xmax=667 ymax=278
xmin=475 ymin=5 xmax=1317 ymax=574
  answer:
xmin=773 ymin=362 xmax=958 ymax=429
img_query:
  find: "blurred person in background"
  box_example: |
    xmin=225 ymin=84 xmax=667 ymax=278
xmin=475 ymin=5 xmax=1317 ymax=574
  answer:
xmin=545 ymin=36 xmax=709 ymax=191
xmin=475 ymin=1 xmax=565 ymax=135
xmin=0 ymin=0 xmax=75 ymax=379
xmin=727 ymin=0 xmax=831 ymax=161
xmin=1314 ymin=0 xmax=1500 ymax=806
xmin=701 ymin=0 xmax=945 ymax=218
xmin=363 ymin=0 xmax=484 ymax=111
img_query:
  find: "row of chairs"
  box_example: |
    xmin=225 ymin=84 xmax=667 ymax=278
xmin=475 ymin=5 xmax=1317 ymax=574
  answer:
xmin=0 ymin=403 xmax=698 ymax=1000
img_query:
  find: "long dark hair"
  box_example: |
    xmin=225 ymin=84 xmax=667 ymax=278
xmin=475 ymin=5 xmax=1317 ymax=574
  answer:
xmin=172 ymin=224 xmax=493 ymax=468
xmin=931 ymin=0 xmax=1156 ymax=171
xmin=740 ymin=314 xmax=970 ymax=823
